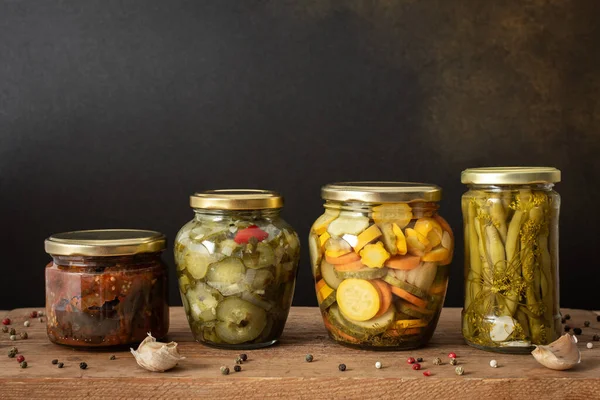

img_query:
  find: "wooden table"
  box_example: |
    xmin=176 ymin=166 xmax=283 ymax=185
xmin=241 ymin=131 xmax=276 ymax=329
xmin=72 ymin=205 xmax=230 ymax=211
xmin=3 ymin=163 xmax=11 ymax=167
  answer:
xmin=0 ymin=307 xmax=598 ymax=399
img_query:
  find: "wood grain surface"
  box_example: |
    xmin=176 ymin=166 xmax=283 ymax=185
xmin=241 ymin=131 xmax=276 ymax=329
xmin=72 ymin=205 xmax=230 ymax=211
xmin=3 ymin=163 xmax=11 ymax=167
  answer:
xmin=0 ymin=307 xmax=599 ymax=399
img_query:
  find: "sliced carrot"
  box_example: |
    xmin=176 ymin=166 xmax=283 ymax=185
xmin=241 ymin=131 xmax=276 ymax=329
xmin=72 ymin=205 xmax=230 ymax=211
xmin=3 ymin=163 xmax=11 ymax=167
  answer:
xmin=371 ymin=279 xmax=392 ymax=317
xmin=385 ymin=255 xmax=421 ymax=270
xmin=391 ymin=286 xmax=428 ymax=309
xmin=333 ymin=259 xmax=365 ymax=272
xmin=325 ymin=252 xmax=361 ymax=265
xmin=386 ymin=327 xmax=422 ymax=337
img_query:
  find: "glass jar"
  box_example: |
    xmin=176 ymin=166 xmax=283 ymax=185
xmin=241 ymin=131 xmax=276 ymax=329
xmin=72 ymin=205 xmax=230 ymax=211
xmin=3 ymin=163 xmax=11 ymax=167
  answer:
xmin=309 ymin=182 xmax=454 ymax=350
xmin=44 ymin=229 xmax=169 ymax=348
xmin=461 ymin=167 xmax=561 ymax=353
xmin=174 ymin=189 xmax=300 ymax=349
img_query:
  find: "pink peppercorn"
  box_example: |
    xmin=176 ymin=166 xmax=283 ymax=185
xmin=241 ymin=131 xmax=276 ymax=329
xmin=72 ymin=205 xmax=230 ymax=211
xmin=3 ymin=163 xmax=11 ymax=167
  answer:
xmin=412 ymin=363 xmax=421 ymax=370
xmin=16 ymin=355 xmax=25 ymax=363
xmin=2 ymin=318 xmax=10 ymax=326
xmin=423 ymin=370 xmax=431 ymax=377
xmin=407 ymin=357 xmax=416 ymax=364
xmin=448 ymin=352 xmax=457 ymax=358
xmin=30 ymin=311 xmax=38 ymax=318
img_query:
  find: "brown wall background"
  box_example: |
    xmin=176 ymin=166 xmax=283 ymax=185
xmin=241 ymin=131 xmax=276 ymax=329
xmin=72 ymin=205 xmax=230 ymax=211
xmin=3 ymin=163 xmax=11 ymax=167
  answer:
xmin=1 ymin=0 xmax=599 ymax=310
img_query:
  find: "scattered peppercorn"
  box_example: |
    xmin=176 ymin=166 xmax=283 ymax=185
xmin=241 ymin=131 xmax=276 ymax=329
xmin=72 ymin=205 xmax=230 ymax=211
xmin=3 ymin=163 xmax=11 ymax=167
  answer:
xmin=38 ymin=311 xmax=44 ymax=317
xmin=1 ymin=326 xmax=7 ymax=333
xmin=490 ymin=359 xmax=498 ymax=368
xmin=109 ymin=355 xmax=116 ymax=360
xmin=9 ymin=328 xmax=16 ymax=335
xmin=305 ymin=354 xmax=313 ymax=363
xmin=573 ymin=328 xmax=582 ymax=335
xmin=561 ymin=318 xmax=566 ymax=324
xmin=448 ymin=352 xmax=457 ymax=358
xmin=39 ymin=318 xmax=44 ymax=323
xmin=412 ymin=363 xmax=421 ymax=370
xmin=10 ymin=335 xmax=16 ymax=341
xmin=450 ymin=358 xmax=457 ymax=366
xmin=16 ymin=355 xmax=25 ymax=363
xmin=234 ymin=365 xmax=242 ymax=372
xmin=375 ymin=361 xmax=382 ymax=369
xmin=338 ymin=364 xmax=346 ymax=372
xmin=416 ymin=357 xmax=423 ymax=363
xmin=20 ymin=361 xmax=27 ymax=369
xmin=235 ymin=356 xmax=243 ymax=365
xmin=2 ymin=318 xmax=10 ymax=325
xmin=8 ymin=347 xmax=18 ymax=358
xmin=23 ymin=321 xmax=30 ymax=327
xmin=407 ymin=357 xmax=416 ymax=364
xmin=597 ymin=315 xmax=600 ymax=322
xmin=422 ymin=370 xmax=431 ymax=377
xmin=455 ymin=366 xmax=464 ymax=376
xmin=20 ymin=332 xmax=28 ymax=340
xmin=220 ymin=366 xmax=230 ymax=375
xmin=593 ymin=334 xmax=600 ymax=341
xmin=587 ymin=342 xmax=593 ymax=349
xmin=564 ymin=314 xmax=571 ymax=320
xmin=79 ymin=362 xmax=88 ymax=370
xmin=30 ymin=311 xmax=38 ymax=318
xmin=57 ymin=362 xmax=64 ymax=368
xmin=432 ymin=357 xmax=442 ymax=365
xmin=564 ymin=325 xmax=571 ymax=332
xmin=51 ymin=359 xmax=58 ymax=365
xmin=240 ymin=353 xmax=248 ymax=362
xmin=584 ymin=321 xmax=591 ymax=328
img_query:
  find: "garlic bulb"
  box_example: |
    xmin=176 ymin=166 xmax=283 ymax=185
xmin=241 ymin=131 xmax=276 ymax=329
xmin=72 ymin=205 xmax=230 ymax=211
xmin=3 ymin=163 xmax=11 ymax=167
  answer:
xmin=531 ymin=334 xmax=581 ymax=371
xmin=131 ymin=333 xmax=185 ymax=372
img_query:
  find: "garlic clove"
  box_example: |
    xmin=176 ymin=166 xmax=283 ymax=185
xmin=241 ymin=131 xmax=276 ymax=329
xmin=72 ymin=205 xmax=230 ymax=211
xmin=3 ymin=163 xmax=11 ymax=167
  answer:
xmin=531 ymin=334 xmax=581 ymax=371
xmin=131 ymin=333 xmax=185 ymax=372
xmin=490 ymin=315 xmax=516 ymax=342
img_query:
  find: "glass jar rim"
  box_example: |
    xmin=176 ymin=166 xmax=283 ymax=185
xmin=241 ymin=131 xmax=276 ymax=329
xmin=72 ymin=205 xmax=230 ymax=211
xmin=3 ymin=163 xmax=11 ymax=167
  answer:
xmin=190 ymin=189 xmax=283 ymax=210
xmin=461 ymin=167 xmax=561 ymax=185
xmin=321 ymin=181 xmax=442 ymax=203
xmin=45 ymin=229 xmax=166 ymax=257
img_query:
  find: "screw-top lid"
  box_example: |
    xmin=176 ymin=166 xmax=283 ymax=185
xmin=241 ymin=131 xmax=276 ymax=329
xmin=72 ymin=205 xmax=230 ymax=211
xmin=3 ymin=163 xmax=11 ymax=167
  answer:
xmin=190 ymin=189 xmax=284 ymax=210
xmin=321 ymin=182 xmax=442 ymax=203
xmin=45 ymin=229 xmax=166 ymax=256
xmin=461 ymin=167 xmax=561 ymax=185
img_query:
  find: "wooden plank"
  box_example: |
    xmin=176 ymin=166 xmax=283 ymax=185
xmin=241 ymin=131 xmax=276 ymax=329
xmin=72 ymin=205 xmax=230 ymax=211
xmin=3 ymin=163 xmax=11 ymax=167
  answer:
xmin=1 ymin=307 xmax=599 ymax=399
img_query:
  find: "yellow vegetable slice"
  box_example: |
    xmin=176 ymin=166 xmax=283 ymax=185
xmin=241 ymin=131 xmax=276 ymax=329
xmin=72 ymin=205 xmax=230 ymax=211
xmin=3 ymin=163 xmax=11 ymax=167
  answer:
xmin=324 ymin=237 xmax=353 ymax=258
xmin=359 ymin=242 xmax=390 ymax=268
xmin=312 ymin=210 xmax=340 ymax=235
xmin=336 ymin=278 xmax=381 ymax=322
xmin=392 ymin=223 xmax=407 ymax=255
xmin=395 ymin=319 xmax=428 ymax=329
xmin=372 ymin=203 xmax=413 ymax=227
xmin=422 ymin=247 xmax=450 ymax=262
xmin=405 ymin=228 xmax=428 ymax=256
xmin=415 ymin=218 xmax=442 ymax=248
xmin=316 ymin=279 xmax=335 ymax=303
xmin=319 ymin=232 xmax=331 ymax=248
xmin=353 ymin=224 xmax=382 ymax=253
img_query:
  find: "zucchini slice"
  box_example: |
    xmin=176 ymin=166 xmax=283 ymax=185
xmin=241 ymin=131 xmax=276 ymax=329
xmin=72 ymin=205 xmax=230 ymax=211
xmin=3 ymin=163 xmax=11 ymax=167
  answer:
xmin=321 ymin=260 xmax=343 ymax=290
xmin=383 ymin=272 xmax=428 ymax=299
xmin=334 ymin=267 xmax=388 ymax=280
xmin=329 ymin=303 xmax=395 ymax=336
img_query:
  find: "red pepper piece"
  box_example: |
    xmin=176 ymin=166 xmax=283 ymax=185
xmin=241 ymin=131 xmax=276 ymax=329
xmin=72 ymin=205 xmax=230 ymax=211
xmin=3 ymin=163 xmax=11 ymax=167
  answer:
xmin=234 ymin=225 xmax=269 ymax=244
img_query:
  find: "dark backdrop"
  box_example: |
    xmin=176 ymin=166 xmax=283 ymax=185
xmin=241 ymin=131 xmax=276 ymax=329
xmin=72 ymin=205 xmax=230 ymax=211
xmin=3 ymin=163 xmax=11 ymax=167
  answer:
xmin=1 ymin=1 xmax=599 ymax=311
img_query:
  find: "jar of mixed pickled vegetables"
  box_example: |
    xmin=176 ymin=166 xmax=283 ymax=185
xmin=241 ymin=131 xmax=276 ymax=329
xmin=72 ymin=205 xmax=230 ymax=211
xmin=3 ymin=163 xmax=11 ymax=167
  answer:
xmin=461 ymin=167 xmax=562 ymax=353
xmin=175 ymin=190 xmax=300 ymax=349
xmin=309 ymin=182 xmax=454 ymax=350
xmin=44 ymin=229 xmax=169 ymax=348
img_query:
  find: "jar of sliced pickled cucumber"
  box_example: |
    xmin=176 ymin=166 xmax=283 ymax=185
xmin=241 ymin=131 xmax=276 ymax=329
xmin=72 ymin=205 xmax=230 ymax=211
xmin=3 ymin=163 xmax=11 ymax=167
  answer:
xmin=461 ymin=167 xmax=561 ymax=353
xmin=309 ymin=182 xmax=454 ymax=350
xmin=44 ymin=229 xmax=169 ymax=348
xmin=175 ymin=190 xmax=300 ymax=349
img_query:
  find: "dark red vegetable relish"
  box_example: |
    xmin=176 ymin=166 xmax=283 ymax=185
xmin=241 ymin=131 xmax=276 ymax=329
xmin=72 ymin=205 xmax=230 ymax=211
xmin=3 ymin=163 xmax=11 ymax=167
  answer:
xmin=45 ymin=253 xmax=168 ymax=348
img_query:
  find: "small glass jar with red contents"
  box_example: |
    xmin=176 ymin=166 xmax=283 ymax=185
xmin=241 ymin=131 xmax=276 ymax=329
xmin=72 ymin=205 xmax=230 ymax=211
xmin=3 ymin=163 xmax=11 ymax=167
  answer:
xmin=44 ymin=229 xmax=169 ymax=348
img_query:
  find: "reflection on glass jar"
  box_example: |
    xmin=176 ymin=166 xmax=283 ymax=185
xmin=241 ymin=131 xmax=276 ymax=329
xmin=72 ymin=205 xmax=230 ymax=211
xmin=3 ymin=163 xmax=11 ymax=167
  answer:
xmin=174 ymin=190 xmax=300 ymax=349
xmin=44 ymin=230 xmax=169 ymax=348
xmin=309 ymin=182 xmax=454 ymax=350
xmin=461 ymin=167 xmax=561 ymax=353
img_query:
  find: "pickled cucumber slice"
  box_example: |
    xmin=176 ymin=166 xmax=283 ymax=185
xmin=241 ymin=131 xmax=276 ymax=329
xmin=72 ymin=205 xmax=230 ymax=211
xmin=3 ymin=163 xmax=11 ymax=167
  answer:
xmin=372 ymin=204 xmax=413 ymax=227
xmin=379 ymin=223 xmax=398 ymax=256
xmin=383 ymin=273 xmax=428 ymax=299
xmin=334 ymin=267 xmax=388 ymax=280
xmin=178 ymin=275 xmax=191 ymax=294
xmin=206 ymin=257 xmax=246 ymax=287
xmin=396 ymin=300 xmax=434 ymax=319
xmin=186 ymin=282 xmax=223 ymax=323
xmin=327 ymin=213 xmax=370 ymax=237
xmin=241 ymin=291 xmax=273 ymax=311
xmin=215 ymin=297 xmax=268 ymax=344
xmin=329 ymin=303 xmax=395 ymax=336
xmin=243 ymin=242 xmax=276 ymax=269
xmin=251 ymin=269 xmax=275 ymax=290
xmin=316 ymin=279 xmax=336 ymax=311
xmin=312 ymin=209 xmax=340 ymax=235
xmin=308 ymin=232 xmax=321 ymax=276
xmin=321 ymin=261 xmax=343 ymax=290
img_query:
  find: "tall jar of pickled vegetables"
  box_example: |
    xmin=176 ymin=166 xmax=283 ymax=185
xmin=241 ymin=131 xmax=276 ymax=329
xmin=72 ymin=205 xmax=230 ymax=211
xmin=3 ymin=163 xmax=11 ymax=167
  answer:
xmin=174 ymin=189 xmax=300 ymax=349
xmin=309 ymin=182 xmax=454 ymax=350
xmin=461 ymin=167 xmax=561 ymax=353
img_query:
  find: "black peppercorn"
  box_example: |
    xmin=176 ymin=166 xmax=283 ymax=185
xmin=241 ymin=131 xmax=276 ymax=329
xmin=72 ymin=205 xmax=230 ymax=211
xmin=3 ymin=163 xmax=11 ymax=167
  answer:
xmin=235 ymin=357 xmax=243 ymax=365
xmin=564 ymin=314 xmax=571 ymax=320
xmin=51 ymin=359 xmax=58 ymax=365
xmin=79 ymin=362 xmax=88 ymax=370
xmin=20 ymin=361 xmax=27 ymax=369
xmin=239 ymin=353 xmax=248 ymax=362
xmin=561 ymin=318 xmax=566 ymax=324
xmin=564 ymin=325 xmax=571 ymax=332
xmin=417 ymin=358 xmax=423 ymax=363
xmin=338 ymin=363 xmax=346 ymax=371
xmin=234 ymin=365 xmax=242 ymax=372
xmin=109 ymin=355 xmax=116 ymax=360
xmin=573 ymin=327 xmax=582 ymax=335
xmin=597 ymin=315 xmax=600 ymax=322
xmin=220 ymin=366 xmax=230 ymax=375
xmin=584 ymin=321 xmax=590 ymax=328
xmin=57 ymin=362 xmax=64 ymax=368
xmin=593 ymin=334 xmax=600 ymax=341
xmin=9 ymin=328 xmax=16 ymax=335
xmin=305 ymin=354 xmax=313 ymax=362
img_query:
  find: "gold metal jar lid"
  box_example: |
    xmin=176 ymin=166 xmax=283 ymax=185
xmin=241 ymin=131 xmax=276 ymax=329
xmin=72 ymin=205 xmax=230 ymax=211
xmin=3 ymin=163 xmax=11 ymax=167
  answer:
xmin=321 ymin=182 xmax=442 ymax=203
xmin=190 ymin=189 xmax=284 ymax=210
xmin=45 ymin=229 xmax=167 ymax=256
xmin=461 ymin=167 xmax=561 ymax=185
